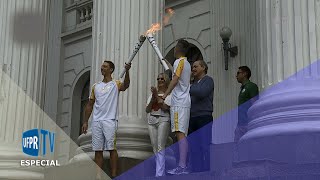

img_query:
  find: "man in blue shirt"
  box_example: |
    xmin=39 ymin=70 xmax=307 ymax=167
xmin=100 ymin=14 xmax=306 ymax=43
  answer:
xmin=189 ymin=60 xmax=214 ymax=172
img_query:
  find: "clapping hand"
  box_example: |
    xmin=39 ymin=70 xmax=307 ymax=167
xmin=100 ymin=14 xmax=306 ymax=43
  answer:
xmin=150 ymin=87 xmax=158 ymax=103
xmin=151 ymin=87 xmax=158 ymax=97
xmin=151 ymin=87 xmax=164 ymax=104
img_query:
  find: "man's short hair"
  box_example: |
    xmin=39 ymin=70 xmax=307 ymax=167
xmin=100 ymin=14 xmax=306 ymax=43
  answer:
xmin=104 ymin=60 xmax=115 ymax=73
xmin=197 ymin=60 xmax=208 ymax=74
xmin=176 ymin=39 xmax=190 ymax=55
xmin=239 ymin=66 xmax=251 ymax=79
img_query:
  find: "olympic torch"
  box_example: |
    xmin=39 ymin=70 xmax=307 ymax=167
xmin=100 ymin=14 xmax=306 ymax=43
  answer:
xmin=119 ymin=35 xmax=147 ymax=78
xmin=146 ymin=33 xmax=169 ymax=71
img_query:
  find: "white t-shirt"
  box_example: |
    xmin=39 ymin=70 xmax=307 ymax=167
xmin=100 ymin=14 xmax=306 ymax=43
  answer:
xmin=171 ymin=57 xmax=191 ymax=108
xmin=89 ymin=80 xmax=122 ymax=121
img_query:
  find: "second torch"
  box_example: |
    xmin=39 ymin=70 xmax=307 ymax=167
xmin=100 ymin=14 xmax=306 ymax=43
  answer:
xmin=146 ymin=34 xmax=169 ymax=71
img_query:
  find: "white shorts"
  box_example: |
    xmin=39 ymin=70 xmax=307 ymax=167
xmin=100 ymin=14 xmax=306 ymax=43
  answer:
xmin=170 ymin=106 xmax=190 ymax=135
xmin=91 ymin=120 xmax=118 ymax=151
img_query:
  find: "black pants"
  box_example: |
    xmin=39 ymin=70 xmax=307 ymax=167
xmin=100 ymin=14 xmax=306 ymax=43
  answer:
xmin=188 ymin=115 xmax=213 ymax=172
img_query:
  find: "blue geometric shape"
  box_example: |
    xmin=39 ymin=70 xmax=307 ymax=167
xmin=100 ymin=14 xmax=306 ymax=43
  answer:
xmin=22 ymin=129 xmax=40 ymax=157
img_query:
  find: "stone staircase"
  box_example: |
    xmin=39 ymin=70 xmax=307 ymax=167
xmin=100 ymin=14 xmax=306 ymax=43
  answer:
xmin=44 ymin=142 xmax=320 ymax=180
xmin=138 ymin=161 xmax=320 ymax=180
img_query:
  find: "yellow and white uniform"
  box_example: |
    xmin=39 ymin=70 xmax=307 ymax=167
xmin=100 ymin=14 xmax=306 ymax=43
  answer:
xmin=90 ymin=80 xmax=122 ymax=151
xmin=170 ymin=57 xmax=191 ymax=134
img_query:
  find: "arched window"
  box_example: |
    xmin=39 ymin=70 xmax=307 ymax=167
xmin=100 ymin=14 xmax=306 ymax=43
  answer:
xmin=165 ymin=43 xmax=203 ymax=65
xmin=165 ymin=43 xmax=203 ymax=80
xmin=79 ymin=79 xmax=90 ymax=136
xmin=71 ymin=71 xmax=90 ymax=142
xmin=187 ymin=44 xmax=204 ymax=64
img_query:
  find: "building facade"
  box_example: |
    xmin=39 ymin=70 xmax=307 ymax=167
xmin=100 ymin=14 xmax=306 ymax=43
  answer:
xmin=0 ymin=0 xmax=320 ymax=179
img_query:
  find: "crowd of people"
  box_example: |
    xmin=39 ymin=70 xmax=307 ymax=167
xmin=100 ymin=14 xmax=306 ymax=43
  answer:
xmin=81 ymin=39 xmax=259 ymax=179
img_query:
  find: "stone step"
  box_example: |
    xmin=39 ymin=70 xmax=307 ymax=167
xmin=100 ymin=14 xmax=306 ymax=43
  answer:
xmin=44 ymin=160 xmax=111 ymax=180
xmin=141 ymin=171 xmax=215 ymax=180
xmin=135 ymin=162 xmax=320 ymax=180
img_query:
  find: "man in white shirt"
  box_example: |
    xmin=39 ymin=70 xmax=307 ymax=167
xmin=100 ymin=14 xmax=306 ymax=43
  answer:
xmin=161 ymin=39 xmax=191 ymax=175
xmin=81 ymin=61 xmax=131 ymax=179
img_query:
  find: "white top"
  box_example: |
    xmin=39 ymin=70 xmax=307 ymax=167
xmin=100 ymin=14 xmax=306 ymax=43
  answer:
xmin=146 ymin=93 xmax=171 ymax=117
xmin=89 ymin=80 xmax=122 ymax=121
xmin=171 ymin=57 xmax=191 ymax=108
xmin=146 ymin=93 xmax=171 ymax=124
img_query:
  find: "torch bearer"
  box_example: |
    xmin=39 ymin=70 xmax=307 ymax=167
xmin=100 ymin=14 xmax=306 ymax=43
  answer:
xmin=146 ymin=34 xmax=169 ymax=71
xmin=119 ymin=35 xmax=147 ymax=78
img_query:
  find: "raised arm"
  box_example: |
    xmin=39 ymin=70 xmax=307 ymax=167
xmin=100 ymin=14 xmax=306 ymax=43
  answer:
xmin=161 ymin=59 xmax=184 ymax=100
xmin=119 ymin=63 xmax=131 ymax=91
xmin=163 ymin=59 xmax=173 ymax=72
xmin=163 ymin=75 xmax=179 ymax=98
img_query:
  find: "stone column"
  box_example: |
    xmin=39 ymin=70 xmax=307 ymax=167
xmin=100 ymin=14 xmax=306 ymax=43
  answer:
xmin=238 ymin=0 xmax=320 ymax=165
xmin=76 ymin=0 xmax=165 ymax=173
xmin=0 ymin=0 xmax=49 ymax=179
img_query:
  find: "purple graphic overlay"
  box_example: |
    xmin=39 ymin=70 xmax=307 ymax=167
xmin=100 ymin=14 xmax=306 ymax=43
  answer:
xmin=115 ymin=59 xmax=320 ymax=180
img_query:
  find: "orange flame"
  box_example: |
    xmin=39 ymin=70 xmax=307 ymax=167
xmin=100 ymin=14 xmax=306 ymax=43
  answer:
xmin=144 ymin=8 xmax=175 ymax=35
xmin=166 ymin=8 xmax=174 ymax=15
xmin=145 ymin=23 xmax=161 ymax=35
xmin=163 ymin=8 xmax=175 ymax=25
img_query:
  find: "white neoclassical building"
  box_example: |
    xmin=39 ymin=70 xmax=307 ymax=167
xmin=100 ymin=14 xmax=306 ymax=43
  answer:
xmin=0 ymin=0 xmax=320 ymax=179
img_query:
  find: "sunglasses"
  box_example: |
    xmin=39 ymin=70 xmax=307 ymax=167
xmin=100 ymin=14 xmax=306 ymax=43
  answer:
xmin=157 ymin=78 xmax=165 ymax=81
xmin=237 ymin=71 xmax=244 ymax=75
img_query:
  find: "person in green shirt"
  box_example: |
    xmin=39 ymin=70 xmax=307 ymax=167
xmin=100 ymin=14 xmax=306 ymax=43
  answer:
xmin=235 ymin=66 xmax=259 ymax=142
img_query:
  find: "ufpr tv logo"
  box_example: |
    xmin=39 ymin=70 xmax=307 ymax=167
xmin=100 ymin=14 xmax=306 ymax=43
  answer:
xmin=21 ymin=129 xmax=60 ymax=167
xmin=22 ymin=129 xmax=55 ymax=156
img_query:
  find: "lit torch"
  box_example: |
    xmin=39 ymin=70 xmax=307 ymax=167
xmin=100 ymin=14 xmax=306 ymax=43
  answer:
xmin=146 ymin=34 xmax=169 ymax=71
xmin=119 ymin=35 xmax=146 ymax=78
xmin=145 ymin=23 xmax=169 ymax=71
